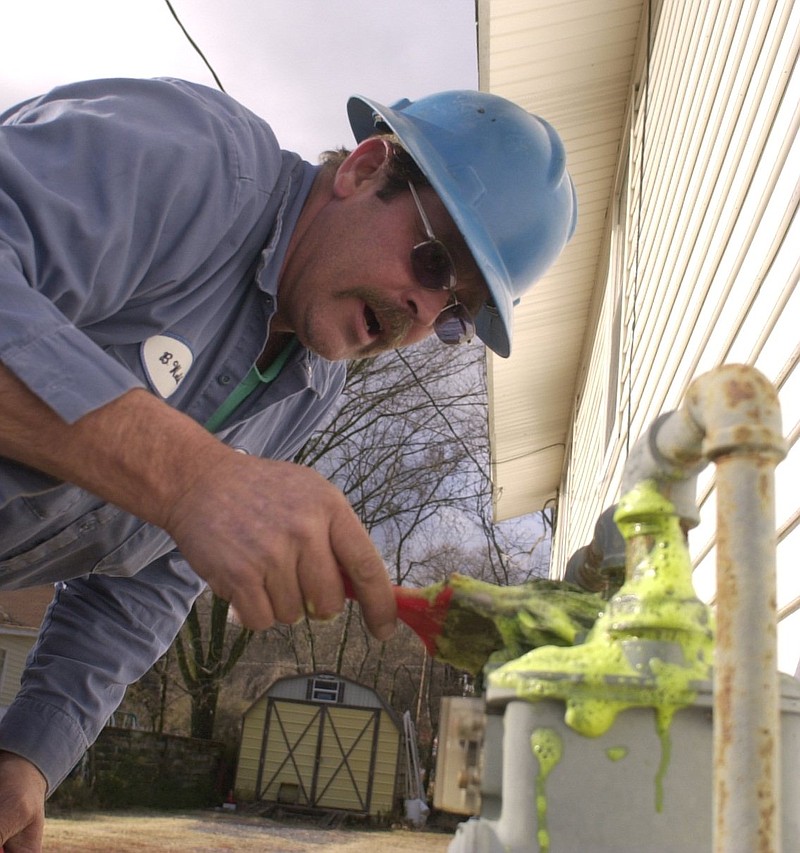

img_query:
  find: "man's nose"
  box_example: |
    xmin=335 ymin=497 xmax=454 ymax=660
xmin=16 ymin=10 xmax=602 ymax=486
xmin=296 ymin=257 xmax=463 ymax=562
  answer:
xmin=405 ymin=285 xmax=450 ymax=327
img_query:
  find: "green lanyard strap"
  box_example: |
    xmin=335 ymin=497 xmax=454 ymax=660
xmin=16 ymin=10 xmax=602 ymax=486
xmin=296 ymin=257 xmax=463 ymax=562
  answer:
xmin=204 ymin=337 xmax=298 ymax=433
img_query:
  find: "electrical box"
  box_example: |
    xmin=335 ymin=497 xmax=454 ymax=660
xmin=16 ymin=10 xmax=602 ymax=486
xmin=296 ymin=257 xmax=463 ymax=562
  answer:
xmin=449 ymin=678 xmax=800 ymax=852
xmin=434 ymin=696 xmax=486 ymax=815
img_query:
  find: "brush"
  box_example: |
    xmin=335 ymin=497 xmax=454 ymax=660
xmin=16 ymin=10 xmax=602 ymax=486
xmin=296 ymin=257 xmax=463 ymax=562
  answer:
xmin=343 ymin=573 xmax=604 ymax=676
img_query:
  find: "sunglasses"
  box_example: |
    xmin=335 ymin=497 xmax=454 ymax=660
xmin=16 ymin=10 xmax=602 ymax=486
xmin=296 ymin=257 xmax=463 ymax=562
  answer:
xmin=407 ymin=182 xmax=475 ymax=345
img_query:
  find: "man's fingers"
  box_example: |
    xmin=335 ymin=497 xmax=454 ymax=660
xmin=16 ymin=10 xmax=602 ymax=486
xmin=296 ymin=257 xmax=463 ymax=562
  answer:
xmin=330 ymin=509 xmax=396 ymax=641
xmin=0 ymin=753 xmax=46 ymax=853
xmin=168 ymin=456 xmax=396 ymax=636
xmin=5 ymin=831 xmax=43 ymax=853
xmin=225 ymin=584 xmax=275 ymax=632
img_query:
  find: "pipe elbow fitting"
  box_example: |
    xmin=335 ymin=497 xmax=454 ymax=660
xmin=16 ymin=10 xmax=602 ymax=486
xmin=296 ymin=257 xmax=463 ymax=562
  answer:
xmin=685 ymin=364 xmax=787 ymax=462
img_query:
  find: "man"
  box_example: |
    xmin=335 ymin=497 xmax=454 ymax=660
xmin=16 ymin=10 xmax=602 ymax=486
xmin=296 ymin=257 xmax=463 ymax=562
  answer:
xmin=0 ymin=77 xmax=576 ymax=850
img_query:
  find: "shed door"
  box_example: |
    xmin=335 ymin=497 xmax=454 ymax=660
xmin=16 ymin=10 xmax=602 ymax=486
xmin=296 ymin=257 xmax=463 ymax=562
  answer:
xmin=313 ymin=705 xmax=380 ymax=811
xmin=257 ymin=699 xmax=381 ymax=813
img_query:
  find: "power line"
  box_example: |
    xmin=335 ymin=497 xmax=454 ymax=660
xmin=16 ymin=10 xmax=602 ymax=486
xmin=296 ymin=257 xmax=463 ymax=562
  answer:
xmin=163 ymin=0 xmax=226 ymax=92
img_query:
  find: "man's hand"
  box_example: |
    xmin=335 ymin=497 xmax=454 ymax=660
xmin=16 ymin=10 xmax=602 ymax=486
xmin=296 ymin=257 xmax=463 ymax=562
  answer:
xmin=0 ymin=752 xmax=46 ymax=853
xmin=0 ymin=367 xmax=397 ymax=638
xmin=163 ymin=453 xmax=398 ymax=636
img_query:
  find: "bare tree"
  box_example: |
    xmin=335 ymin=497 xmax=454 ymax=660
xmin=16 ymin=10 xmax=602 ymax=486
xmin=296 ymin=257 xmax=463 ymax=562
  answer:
xmin=300 ymin=340 xmax=495 ymax=582
xmin=154 ymin=338 xmax=550 ymax=740
xmin=174 ymin=595 xmax=252 ymax=739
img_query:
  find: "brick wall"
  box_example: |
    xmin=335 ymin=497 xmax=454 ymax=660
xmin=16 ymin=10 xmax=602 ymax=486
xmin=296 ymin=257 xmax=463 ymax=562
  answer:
xmin=83 ymin=727 xmax=226 ymax=809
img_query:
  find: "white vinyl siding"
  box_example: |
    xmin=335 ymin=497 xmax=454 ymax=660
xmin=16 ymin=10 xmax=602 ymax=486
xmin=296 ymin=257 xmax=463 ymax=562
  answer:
xmin=0 ymin=635 xmax=36 ymax=707
xmin=552 ymin=0 xmax=799 ymax=673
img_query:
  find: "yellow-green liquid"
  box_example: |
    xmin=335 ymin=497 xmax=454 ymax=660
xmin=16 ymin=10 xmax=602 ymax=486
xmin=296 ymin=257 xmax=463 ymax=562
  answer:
xmin=606 ymin=746 xmax=628 ymax=762
xmin=489 ymin=480 xmax=715 ymax=849
xmin=530 ymin=728 xmax=563 ymax=853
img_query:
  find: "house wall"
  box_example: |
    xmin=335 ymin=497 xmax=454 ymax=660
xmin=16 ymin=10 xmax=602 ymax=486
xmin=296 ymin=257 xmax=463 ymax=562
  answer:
xmin=0 ymin=633 xmax=35 ymax=708
xmin=553 ymin=0 xmax=800 ymax=673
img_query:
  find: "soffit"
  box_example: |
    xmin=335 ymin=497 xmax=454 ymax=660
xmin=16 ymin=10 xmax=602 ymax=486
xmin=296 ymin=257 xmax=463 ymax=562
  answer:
xmin=479 ymin=0 xmax=644 ymax=520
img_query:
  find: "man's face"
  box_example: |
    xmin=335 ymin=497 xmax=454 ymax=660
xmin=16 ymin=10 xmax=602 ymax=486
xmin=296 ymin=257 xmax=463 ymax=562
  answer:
xmin=274 ymin=140 xmax=488 ymax=361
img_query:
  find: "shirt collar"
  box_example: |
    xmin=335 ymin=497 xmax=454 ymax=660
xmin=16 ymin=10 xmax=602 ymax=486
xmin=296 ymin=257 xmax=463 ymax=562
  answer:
xmin=254 ymin=158 xmax=319 ymax=301
xmin=253 ymin=160 xmax=340 ymax=399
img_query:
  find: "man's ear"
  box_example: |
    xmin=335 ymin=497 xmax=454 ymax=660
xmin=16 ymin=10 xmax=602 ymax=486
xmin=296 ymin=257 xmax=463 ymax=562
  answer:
xmin=332 ymin=137 xmax=391 ymax=198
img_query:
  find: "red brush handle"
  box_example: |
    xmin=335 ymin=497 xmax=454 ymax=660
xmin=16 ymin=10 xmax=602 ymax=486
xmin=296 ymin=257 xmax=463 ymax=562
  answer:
xmin=341 ymin=575 xmax=452 ymax=655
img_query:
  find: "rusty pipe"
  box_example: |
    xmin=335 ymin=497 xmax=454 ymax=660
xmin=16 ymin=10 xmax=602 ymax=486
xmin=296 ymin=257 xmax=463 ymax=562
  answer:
xmin=620 ymin=364 xmax=786 ymax=853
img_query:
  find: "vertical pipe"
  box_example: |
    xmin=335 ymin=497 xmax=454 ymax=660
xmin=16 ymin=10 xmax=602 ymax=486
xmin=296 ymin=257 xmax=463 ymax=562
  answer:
xmin=713 ymin=453 xmax=781 ymax=853
xmin=679 ymin=366 xmax=786 ymax=853
xmin=622 ymin=365 xmax=786 ymax=852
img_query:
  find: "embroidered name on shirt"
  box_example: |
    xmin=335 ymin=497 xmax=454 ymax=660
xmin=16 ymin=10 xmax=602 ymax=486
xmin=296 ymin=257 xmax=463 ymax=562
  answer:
xmin=142 ymin=335 xmax=194 ymax=398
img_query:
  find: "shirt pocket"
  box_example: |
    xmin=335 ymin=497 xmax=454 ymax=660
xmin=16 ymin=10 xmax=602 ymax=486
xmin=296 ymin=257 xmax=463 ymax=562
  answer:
xmin=91 ymin=520 xmax=176 ymax=577
xmin=22 ymin=483 xmax=90 ymax=521
xmin=0 ymin=505 xmax=175 ymax=588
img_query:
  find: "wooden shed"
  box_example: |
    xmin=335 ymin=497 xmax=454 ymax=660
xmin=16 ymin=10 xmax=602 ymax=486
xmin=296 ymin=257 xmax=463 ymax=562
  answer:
xmin=234 ymin=672 xmax=402 ymax=817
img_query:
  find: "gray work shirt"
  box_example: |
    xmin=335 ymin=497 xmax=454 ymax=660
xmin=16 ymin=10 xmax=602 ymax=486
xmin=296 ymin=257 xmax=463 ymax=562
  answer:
xmin=0 ymin=78 xmax=346 ymax=791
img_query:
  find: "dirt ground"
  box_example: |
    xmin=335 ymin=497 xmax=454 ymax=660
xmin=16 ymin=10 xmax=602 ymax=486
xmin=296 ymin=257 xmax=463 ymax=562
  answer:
xmin=42 ymin=810 xmax=458 ymax=852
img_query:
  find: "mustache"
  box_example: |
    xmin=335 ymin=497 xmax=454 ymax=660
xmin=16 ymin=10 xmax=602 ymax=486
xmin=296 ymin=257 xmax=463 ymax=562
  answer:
xmin=343 ymin=288 xmax=413 ymax=350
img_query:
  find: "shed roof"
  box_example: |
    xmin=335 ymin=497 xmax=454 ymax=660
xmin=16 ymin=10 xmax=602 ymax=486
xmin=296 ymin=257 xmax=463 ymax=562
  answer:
xmin=244 ymin=671 xmax=400 ymax=725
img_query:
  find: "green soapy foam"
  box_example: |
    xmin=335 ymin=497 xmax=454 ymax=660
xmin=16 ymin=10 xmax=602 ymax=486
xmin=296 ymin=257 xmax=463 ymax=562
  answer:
xmin=654 ymin=717 xmax=672 ymax=813
xmin=489 ymin=480 xmax=714 ymax=837
xmin=606 ymin=746 xmax=628 ymax=762
xmin=429 ymin=574 xmax=604 ymax=677
xmin=531 ymin=728 xmax=563 ymax=853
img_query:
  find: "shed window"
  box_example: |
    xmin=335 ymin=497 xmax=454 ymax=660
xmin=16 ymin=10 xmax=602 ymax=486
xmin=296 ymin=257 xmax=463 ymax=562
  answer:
xmin=308 ymin=676 xmax=344 ymax=704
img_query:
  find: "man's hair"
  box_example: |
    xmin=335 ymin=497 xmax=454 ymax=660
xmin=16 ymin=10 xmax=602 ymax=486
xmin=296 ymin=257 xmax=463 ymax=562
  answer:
xmin=319 ymin=134 xmax=429 ymax=200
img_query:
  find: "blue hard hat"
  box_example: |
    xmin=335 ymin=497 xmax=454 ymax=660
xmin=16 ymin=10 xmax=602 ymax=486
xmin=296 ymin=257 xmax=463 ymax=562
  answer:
xmin=348 ymin=91 xmax=577 ymax=357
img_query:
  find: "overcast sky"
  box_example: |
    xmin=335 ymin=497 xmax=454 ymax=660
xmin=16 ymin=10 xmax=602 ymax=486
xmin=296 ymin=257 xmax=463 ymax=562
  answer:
xmin=2 ymin=0 xmax=479 ymax=160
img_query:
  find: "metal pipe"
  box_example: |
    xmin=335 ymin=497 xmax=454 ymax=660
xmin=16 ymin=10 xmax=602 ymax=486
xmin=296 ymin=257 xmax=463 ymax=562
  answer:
xmin=713 ymin=453 xmax=781 ymax=853
xmin=562 ymin=505 xmax=626 ymax=596
xmin=686 ymin=366 xmax=786 ymax=853
xmin=620 ymin=365 xmax=786 ymax=853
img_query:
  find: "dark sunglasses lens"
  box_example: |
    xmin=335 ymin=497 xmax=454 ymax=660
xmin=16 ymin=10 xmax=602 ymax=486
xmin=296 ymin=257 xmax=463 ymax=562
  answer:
xmin=435 ymin=304 xmax=475 ymax=345
xmin=411 ymin=240 xmax=454 ymax=291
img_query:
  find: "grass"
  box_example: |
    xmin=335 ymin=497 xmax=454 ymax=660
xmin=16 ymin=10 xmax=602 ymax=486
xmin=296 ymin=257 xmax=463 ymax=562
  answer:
xmin=42 ymin=809 xmax=453 ymax=852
